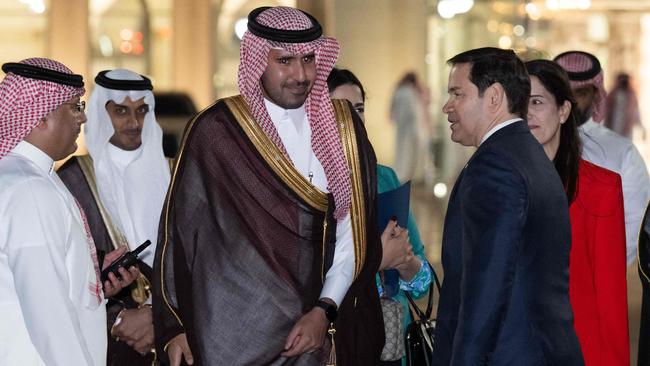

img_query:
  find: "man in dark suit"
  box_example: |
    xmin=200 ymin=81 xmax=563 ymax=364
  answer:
xmin=432 ymin=47 xmax=584 ymax=365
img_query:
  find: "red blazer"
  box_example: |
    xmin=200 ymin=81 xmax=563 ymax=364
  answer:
xmin=569 ymin=159 xmax=629 ymax=366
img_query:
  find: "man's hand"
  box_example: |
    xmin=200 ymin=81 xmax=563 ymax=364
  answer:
xmin=379 ymin=219 xmax=413 ymax=271
xmin=102 ymin=247 xmax=140 ymax=298
xmin=282 ymin=306 xmax=329 ymax=357
xmin=167 ymin=333 xmax=194 ymax=366
xmin=111 ymin=306 xmax=154 ymax=355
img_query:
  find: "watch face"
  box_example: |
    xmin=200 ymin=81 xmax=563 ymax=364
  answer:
xmin=324 ymin=303 xmax=337 ymax=322
xmin=317 ymin=300 xmax=337 ymax=322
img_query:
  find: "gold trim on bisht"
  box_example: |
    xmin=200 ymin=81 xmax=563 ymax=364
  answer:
xmin=224 ymin=95 xmax=329 ymax=211
xmin=638 ymin=202 xmax=650 ymax=284
xmin=77 ymin=154 xmax=153 ymax=305
xmin=331 ymin=99 xmax=366 ymax=279
xmin=226 ymin=96 xmax=369 ymax=278
xmin=77 ymin=155 xmax=129 ymax=251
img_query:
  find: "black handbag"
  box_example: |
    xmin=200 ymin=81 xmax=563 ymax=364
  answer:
xmin=404 ymin=262 xmax=441 ymax=366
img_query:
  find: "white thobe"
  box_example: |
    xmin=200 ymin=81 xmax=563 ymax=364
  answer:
xmin=265 ymin=99 xmax=354 ymax=307
xmin=105 ymin=143 xmax=157 ymax=267
xmin=579 ymin=118 xmax=650 ymax=265
xmin=0 ymin=141 xmax=107 ymax=366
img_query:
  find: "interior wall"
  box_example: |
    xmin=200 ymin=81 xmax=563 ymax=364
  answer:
xmin=49 ymin=0 xmax=89 ymax=78
xmin=173 ymin=0 xmax=215 ymax=109
xmin=330 ymin=0 xmax=428 ymax=166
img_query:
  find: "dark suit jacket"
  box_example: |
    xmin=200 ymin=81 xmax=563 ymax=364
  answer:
xmin=432 ymin=121 xmax=584 ymax=366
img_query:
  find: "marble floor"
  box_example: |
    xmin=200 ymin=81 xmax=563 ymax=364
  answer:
xmin=410 ymin=182 xmax=643 ymax=365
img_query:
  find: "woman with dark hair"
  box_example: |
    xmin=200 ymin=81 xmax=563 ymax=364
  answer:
xmin=328 ymin=68 xmax=433 ymax=366
xmin=526 ymin=59 xmax=629 ymax=366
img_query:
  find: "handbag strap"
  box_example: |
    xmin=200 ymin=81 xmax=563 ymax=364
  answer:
xmin=405 ymin=261 xmax=441 ymax=320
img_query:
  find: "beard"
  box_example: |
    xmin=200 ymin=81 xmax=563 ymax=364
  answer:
xmin=575 ymin=105 xmax=594 ymax=126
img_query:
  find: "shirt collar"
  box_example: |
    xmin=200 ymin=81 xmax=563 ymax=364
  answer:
xmin=480 ymin=118 xmax=522 ymax=145
xmin=263 ymin=98 xmax=306 ymax=127
xmin=11 ymin=140 xmax=56 ymax=175
xmin=107 ymin=142 xmax=142 ymax=168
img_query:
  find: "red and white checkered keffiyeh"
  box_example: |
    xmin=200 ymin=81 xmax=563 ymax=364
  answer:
xmin=238 ymin=6 xmax=351 ymax=219
xmin=0 ymin=58 xmax=85 ymax=159
xmin=75 ymin=199 xmax=104 ymax=307
xmin=554 ymin=51 xmax=607 ymax=123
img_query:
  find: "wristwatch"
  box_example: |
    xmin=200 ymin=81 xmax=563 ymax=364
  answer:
xmin=315 ymin=299 xmax=338 ymax=323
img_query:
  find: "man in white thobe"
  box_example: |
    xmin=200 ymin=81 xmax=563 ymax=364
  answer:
xmin=0 ymin=58 xmax=138 ymax=366
xmin=556 ymin=50 xmax=650 ymax=265
xmin=58 ymin=69 xmax=170 ymax=364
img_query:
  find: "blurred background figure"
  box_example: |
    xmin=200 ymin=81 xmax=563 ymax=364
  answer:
xmin=606 ymin=73 xmax=645 ymax=140
xmin=389 ymin=72 xmax=431 ymax=184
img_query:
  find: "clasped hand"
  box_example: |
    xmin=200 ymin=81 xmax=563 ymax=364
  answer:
xmin=282 ymin=305 xmax=329 ymax=357
xmin=111 ymin=306 xmax=155 ymax=355
xmin=379 ymin=219 xmax=412 ymax=271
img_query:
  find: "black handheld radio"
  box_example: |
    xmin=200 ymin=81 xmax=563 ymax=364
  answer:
xmin=100 ymin=240 xmax=151 ymax=282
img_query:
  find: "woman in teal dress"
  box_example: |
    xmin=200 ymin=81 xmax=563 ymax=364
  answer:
xmin=328 ymin=68 xmax=433 ymax=366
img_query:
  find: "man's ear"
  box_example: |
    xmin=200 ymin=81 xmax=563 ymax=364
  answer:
xmin=33 ymin=117 xmax=49 ymax=131
xmin=486 ymin=83 xmax=506 ymax=113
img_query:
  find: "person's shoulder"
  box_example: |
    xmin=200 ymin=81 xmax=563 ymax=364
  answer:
xmin=579 ymin=159 xmax=622 ymax=188
xmin=575 ymin=159 xmax=623 ymax=216
xmin=376 ymin=164 xmax=401 ymax=191
xmin=179 ymin=96 xmax=238 ymax=140
xmin=0 ymin=154 xmax=50 ymax=192
xmin=582 ymin=121 xmax=634 ymax=150
xmin=191 ymin=96 xmax=232 ymax=122
xmin=0 ymin=169 xmax=59 ymax=208
xmin=377 ymin=164 xmax=398 ymax=179
xmin=465 ymin=148 xmax=523 ymax=184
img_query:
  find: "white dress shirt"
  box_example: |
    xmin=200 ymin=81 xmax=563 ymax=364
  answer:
xmin=579 ymin=118 xmax=650 ymax=264
xmin=480 ymin=118 xmax=522 ymax=146
xmin=264 ymin=99 xmax=354 ymax=307
xmin=0 ymin=141 xmax=107 ymax=366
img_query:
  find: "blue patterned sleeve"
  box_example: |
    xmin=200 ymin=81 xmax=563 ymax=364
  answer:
xmin=399 ymin=254 xmax=432 ymax=298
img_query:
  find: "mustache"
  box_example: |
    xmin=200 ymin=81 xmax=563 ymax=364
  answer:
xmin=286 ymin=80 xmax=310 ymax=88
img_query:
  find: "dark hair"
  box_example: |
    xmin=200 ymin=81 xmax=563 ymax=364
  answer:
xmin=397 ymin=72 xmax=418 ymax=87
xmin=525 ymin=59 xmax=581 ymax=203
xmin=615 ymin=73 xmax=630 ymax=90
xmin=327 ymin=68 xmax=366 ymax=101
xmin=448 ymin=47 xmax=530 ymax=117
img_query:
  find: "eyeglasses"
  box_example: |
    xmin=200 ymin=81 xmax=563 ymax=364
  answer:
xmin=62 ymin=100 xmax=86 ymax=113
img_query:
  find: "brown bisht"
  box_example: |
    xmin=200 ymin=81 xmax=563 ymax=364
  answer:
xmin=58 ymin=155 xmax=156 ymax=366
xmin=152 ymin=96 xmax=384 ymax=365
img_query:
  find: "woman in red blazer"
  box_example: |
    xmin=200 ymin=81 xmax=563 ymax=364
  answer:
xmin=526 ymin=60 xmax=629 ymax=366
